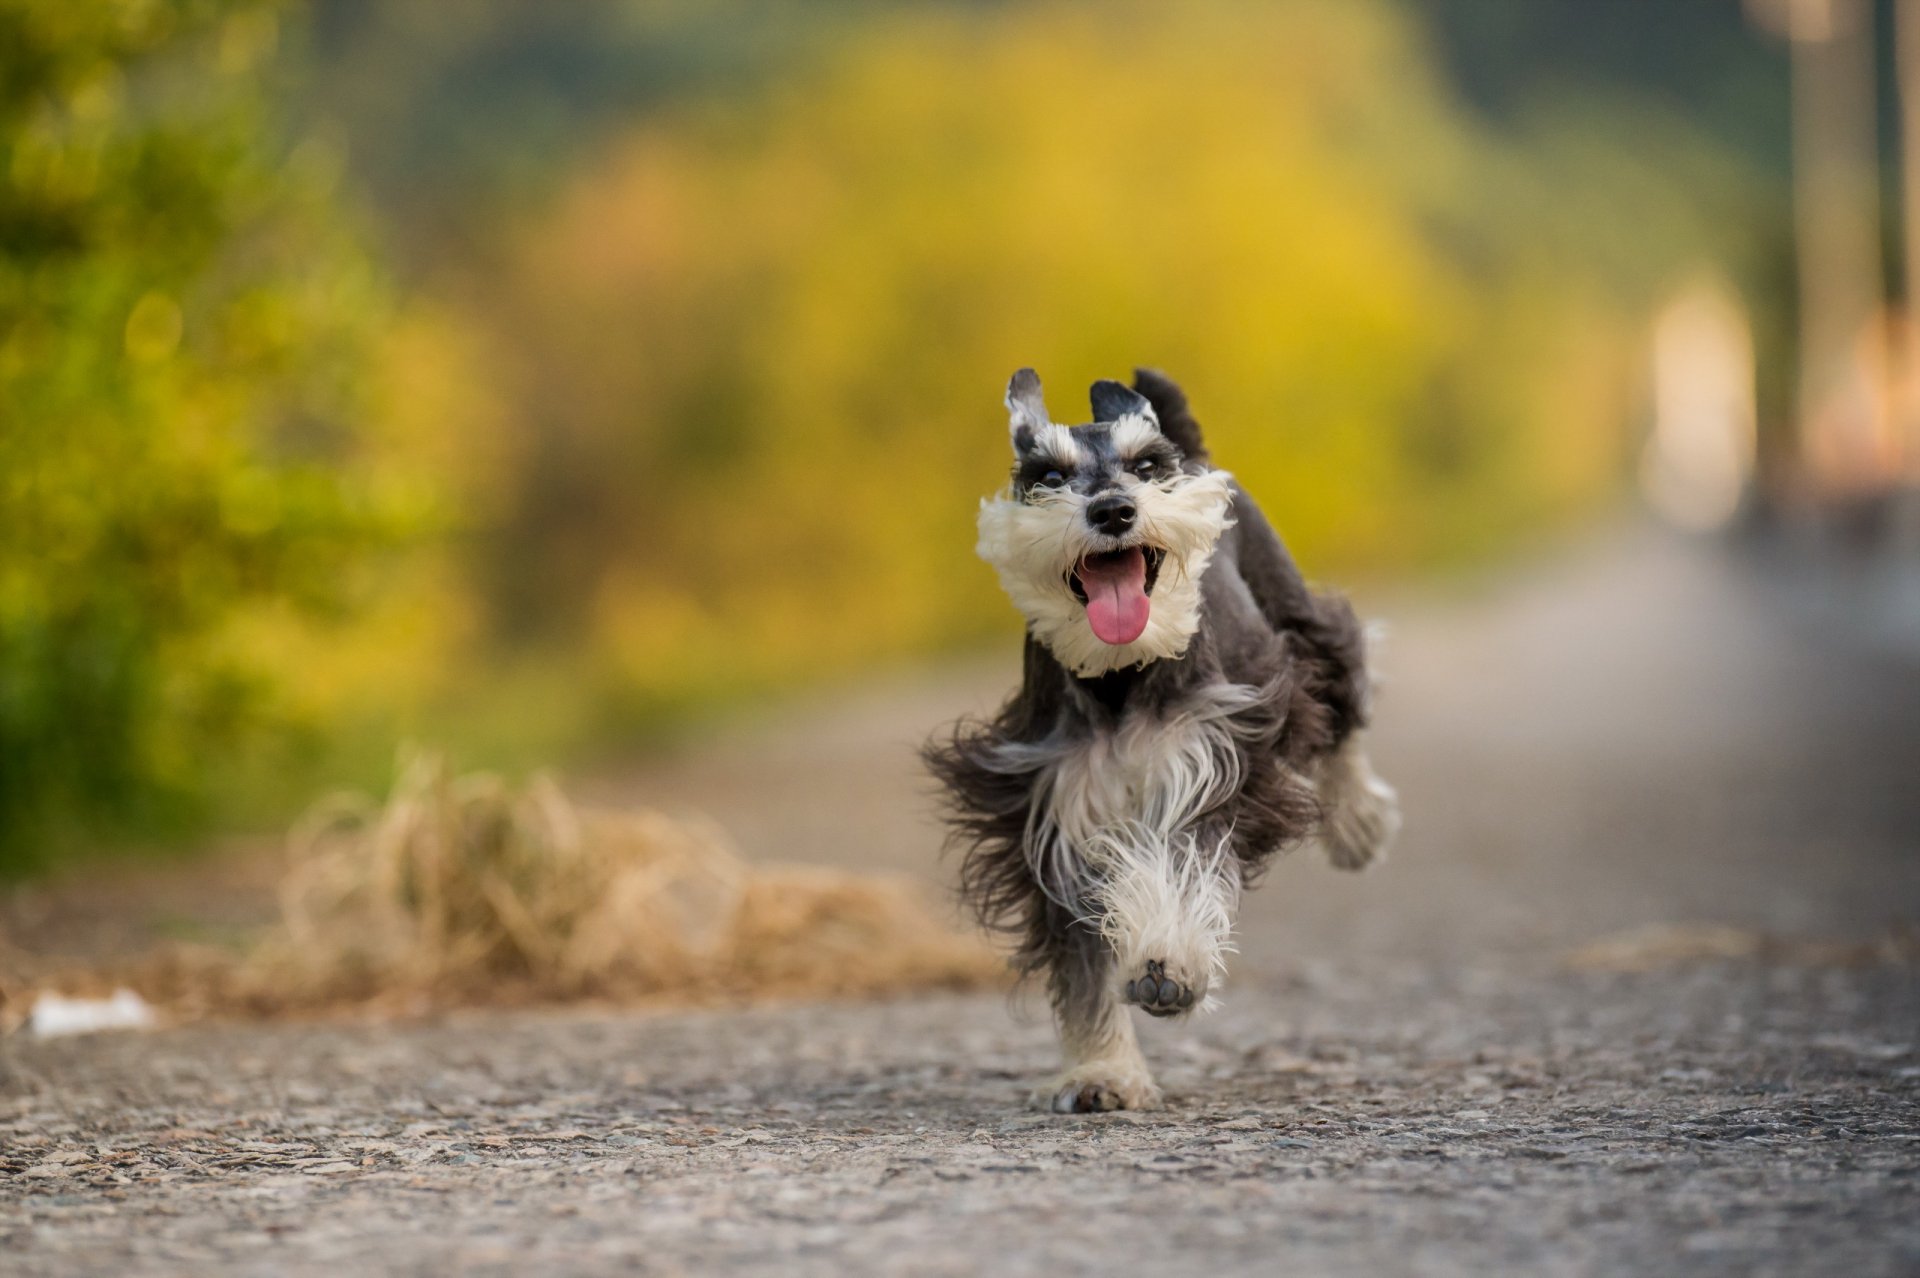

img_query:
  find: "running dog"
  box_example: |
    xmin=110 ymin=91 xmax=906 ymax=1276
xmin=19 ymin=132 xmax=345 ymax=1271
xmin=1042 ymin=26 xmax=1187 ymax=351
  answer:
xmin=925 ymin=368 xmax=1398 ymax=1112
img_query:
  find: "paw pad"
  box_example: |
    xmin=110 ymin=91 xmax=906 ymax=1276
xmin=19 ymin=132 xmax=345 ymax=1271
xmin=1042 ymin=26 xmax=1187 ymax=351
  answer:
xmin=1123 ymin=959 xmax=1195 ymax=1017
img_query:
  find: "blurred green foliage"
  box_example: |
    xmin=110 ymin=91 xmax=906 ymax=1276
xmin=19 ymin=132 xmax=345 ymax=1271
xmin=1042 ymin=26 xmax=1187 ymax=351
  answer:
xmin=0 ymin=0 xmax=424 ymax=871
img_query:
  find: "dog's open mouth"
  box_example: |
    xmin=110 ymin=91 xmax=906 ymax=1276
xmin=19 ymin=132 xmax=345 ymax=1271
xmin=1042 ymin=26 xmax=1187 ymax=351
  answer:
xmin=1067 ymin=546 xmax=1165 ymax=646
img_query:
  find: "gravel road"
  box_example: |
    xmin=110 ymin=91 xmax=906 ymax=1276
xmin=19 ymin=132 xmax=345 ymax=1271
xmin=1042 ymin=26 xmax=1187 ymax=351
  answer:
xmin=4 ymin=527 xmax=1918 ymax=1276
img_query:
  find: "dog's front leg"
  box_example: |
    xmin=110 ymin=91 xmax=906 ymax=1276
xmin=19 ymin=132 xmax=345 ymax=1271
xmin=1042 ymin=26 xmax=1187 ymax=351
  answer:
xmin=1032 ymin=932 xmax=1163 ymax=1113
xmin=1097 ymin=833 xmax=1239 ymax=1018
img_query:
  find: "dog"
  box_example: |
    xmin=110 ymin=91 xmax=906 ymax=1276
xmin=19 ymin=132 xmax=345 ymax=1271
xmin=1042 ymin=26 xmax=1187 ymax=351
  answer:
xmin=925 ymin=367 xmax=1399 ymax=1113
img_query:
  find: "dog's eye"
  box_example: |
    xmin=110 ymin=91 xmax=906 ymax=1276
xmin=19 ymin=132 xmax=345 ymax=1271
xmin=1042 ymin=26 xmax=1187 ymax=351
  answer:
xmin=1038 ymin=469 xmax=1066 ymax=487
xmin=1130 ymin=458 xmax=1157 ymax=478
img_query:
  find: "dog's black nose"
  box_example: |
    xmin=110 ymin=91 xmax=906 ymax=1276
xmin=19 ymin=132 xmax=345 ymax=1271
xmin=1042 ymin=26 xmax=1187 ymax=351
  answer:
xmin=1086 ymin=494 xmax=1136 ymax=535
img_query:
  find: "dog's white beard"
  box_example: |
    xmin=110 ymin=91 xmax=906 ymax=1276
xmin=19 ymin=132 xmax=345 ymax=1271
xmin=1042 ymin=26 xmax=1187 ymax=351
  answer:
xmin=976 ymin=469 xmax=1235 ymax=676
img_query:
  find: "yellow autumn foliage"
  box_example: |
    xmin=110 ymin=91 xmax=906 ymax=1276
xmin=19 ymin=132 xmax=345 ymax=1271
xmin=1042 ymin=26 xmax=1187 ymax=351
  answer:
xmin=463 ymin=0 xmax=1724 ymax=709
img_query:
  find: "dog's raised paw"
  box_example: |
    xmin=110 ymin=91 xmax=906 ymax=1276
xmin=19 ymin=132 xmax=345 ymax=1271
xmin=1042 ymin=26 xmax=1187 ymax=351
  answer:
xmin=1123 ymin=958 xmax=1197 ymax=1018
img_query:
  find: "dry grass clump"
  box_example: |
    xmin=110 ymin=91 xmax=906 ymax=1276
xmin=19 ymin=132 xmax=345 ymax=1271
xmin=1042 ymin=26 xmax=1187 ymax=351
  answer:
xmin=233 ymin=755 xmax=1004 ymax=1014
xmin=9 ymin=756 xmax=1004 ymax=1025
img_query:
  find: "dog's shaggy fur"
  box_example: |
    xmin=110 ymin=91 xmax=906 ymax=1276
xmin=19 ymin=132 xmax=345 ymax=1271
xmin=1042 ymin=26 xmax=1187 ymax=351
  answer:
xmin=925 ymin=368 xmax=1399 ymax=1113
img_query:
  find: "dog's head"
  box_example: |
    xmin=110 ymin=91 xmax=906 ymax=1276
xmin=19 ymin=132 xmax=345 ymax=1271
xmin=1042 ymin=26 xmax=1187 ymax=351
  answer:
xmin=977 ymin=368 xmax=1234 ymax=676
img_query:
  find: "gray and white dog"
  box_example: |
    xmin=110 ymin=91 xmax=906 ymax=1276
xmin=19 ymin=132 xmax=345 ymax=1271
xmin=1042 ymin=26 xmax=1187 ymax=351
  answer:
xmin=926 ymin=368 xmax=1399 ymax=1113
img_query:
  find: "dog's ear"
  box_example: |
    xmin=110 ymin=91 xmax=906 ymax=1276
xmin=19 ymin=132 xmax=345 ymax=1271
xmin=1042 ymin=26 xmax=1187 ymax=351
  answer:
xmin=1089 ymin=379 xmax=1158 ymax=426
xmin=1005 ymin=368 xmax=1050 ymax=452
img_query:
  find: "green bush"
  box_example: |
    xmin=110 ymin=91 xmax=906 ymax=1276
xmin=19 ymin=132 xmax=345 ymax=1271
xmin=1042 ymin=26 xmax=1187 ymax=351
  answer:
xmin=0 ymin=0 xmax=414 ymax=871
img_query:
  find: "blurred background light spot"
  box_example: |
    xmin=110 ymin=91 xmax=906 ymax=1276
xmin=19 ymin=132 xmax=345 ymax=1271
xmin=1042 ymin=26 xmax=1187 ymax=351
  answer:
xmin=1640 ymin=278 xmax=1758 ymax=531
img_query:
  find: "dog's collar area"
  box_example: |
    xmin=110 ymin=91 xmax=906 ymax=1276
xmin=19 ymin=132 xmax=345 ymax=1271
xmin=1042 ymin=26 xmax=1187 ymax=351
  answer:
xmin=1066 ymin=545 xmax=1165 ymax=603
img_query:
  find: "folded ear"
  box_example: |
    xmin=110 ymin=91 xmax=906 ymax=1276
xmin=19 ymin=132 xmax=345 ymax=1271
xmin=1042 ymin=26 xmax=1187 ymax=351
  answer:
xmin=1005 ymin=367 xmax=1050 ymax=451
xmin=1089 ymin=379 xmax=1157 ymax=426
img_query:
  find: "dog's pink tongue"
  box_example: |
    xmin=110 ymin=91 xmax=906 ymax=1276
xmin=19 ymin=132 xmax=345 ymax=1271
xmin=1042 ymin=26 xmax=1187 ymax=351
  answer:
xmin=1080 ymin=549 xmax=1151 ymax=645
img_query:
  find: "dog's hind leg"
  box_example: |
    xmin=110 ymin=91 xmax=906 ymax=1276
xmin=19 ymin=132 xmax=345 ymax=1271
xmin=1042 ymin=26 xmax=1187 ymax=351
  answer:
xmin=1315 ymin=731 xmax=1400 ymax=871
xmin=1033 ymin=929 xmax=1163 ymax=1113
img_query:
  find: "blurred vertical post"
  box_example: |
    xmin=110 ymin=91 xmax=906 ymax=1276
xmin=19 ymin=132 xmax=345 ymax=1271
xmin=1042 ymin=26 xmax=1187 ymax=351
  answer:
xmin=1752 ymin=0 xmax=1892 ymax=497
xmin=1899 ymin=0 xmax=1920 ymax=482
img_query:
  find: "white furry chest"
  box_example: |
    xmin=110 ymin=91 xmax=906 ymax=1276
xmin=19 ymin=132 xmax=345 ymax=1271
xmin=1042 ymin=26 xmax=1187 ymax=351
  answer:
xmin=1025 ymin=700 xmax=1251 ymax=990
xmin=1037 ymin=710 xmax=1239 ymax=868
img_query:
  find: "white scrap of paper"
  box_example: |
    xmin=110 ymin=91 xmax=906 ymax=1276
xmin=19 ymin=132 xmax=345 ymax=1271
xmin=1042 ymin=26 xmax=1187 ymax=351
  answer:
xmin=28 ymin=989 xmax=157 ymax=1038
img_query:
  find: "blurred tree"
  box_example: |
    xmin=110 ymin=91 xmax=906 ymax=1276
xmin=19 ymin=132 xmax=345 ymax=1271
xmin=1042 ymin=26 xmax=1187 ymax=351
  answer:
xmin=296 ymin=0 xmax=934 ymax=236
xmin=0 ymin=0 xmax=418 ymax=871
xmin=1419 ymin=0 xmax=1791 ymax=174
